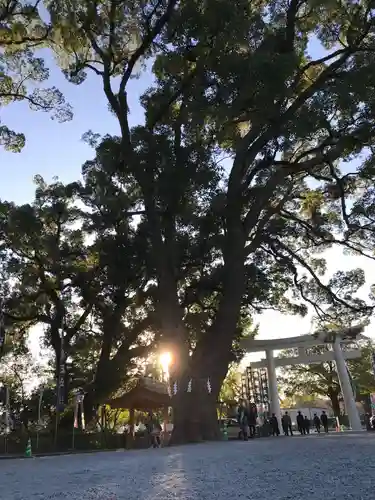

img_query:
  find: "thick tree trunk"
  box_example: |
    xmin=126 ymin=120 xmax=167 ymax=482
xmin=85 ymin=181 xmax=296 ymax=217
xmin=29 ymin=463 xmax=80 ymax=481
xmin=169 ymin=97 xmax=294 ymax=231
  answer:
xmin=168 ymin=198 xmax=246 ymax=445
xmin=169 ymin=335 xmax=234 ymax=445
xmin=81 ymin=312 xmax=124 ymax=427
xmin=359 ymin=394 xmax=371 ymax=415
xmin=329 ymin=390 xmax=341 ymax=417
xmin=83 ymin=390 xmax=99 ymax=427
xmin=169 ymin=376 xmax=221 ymax=445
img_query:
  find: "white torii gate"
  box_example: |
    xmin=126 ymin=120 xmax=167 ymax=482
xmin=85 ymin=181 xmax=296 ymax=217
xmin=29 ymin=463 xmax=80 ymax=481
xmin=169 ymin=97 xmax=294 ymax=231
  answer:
xmin=240 ymin=326 xmax=366 ymax=431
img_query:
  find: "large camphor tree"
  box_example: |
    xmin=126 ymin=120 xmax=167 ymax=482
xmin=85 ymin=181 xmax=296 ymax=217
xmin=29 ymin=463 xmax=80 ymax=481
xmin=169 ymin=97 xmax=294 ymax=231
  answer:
xmin=45 ymin=0 xmax=375 ymax=443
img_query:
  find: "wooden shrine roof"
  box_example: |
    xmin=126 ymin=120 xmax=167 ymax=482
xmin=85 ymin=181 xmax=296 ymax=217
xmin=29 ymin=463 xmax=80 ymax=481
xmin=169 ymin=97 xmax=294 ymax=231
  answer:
xmin=107 ymin=377 xmax=170 ymax=410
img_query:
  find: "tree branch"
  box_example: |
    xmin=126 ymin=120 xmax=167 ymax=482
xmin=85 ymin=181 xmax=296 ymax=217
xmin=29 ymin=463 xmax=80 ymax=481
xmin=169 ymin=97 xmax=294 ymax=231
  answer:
xmin=269 ymin=237 xmax=373 ymax=314
xmin=119 ymin=0 xmax=179 ymax=95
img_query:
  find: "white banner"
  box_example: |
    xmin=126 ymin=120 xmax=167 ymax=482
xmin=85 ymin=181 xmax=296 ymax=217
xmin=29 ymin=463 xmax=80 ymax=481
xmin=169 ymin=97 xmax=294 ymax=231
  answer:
xmin=0 ymin=298 xmax=5 ymax=352
xmin=38 ymin=387 xmax=44 ymax=427
xmin=73 ymin=399 xmax=79 ymax=429
xmin=5 ymin=386 xmax=9 ymax=434
xmin=80 ymin=399 xmax=85 ymax=431
xmin=74 ymin=392 xmax=85 ymax=430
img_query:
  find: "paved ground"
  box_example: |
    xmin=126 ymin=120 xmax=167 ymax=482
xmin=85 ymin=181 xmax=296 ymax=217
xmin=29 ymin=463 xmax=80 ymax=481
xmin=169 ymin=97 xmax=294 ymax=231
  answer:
xmin=1 ymin=433 xmax=375 ymax=499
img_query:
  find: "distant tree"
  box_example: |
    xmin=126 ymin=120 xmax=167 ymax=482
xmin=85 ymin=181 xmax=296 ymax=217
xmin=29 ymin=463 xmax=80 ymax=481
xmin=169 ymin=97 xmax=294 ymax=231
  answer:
xmin=0 ymin=177 xmax=92 ymax=397
xmin=348 ymin=342 xmax=375 ymax=411
xmin=98 ymin=405 xmax=130 ymax=432
xmin=0 ymin=175 xmax=159 ymax=423
xmin=220 ymin=365 xmax=242 ymax=405
xmin=279 ymin=345 xmax=342 ymax=416
xmin=27 ymin=382 xmax=59 ymax=423
xmin=0 ymin=351 xmax=46 ymax=409
xmin=281 ymin=394 xmax=322 ymax=408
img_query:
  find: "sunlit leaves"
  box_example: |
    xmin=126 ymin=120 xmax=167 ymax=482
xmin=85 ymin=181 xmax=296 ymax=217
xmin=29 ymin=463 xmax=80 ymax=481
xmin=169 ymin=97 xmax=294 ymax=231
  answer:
xmin=0 ymin=123 xmax=25 ymax=152
xmin=0 ymin=0 xmax=72 ymax=152
xmin=47 ymin=0 xmax=145 ymax=82
xmin=51 ymin=0 xmax=375 ymax=357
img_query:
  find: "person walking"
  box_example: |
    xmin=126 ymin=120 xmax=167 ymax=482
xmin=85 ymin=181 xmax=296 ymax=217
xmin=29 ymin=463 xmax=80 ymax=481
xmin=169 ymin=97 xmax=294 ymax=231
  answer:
xmin=296 ymin=411 xmax=305 ymax=435
xmin=237 ymin=400 xmax=250 ymax=441
xmin=248 ymin=404 xmax=257 ymax=438
xmin=304 ymin=415 xmax=310 ymax=434
xmin=313 ymin=413 xmax=321 ymax=433
xmin=147 ymin=412 xmax=162 ymax=448
xmin=365 ymin=413 xmax=371 ymax=431
xmin=282 ymin=411 xmax=293 ymax=436
xmin=321 ymin=411 xmax=329 ymax=433
xmin=270 ymin=413 xmax=280 ymax=436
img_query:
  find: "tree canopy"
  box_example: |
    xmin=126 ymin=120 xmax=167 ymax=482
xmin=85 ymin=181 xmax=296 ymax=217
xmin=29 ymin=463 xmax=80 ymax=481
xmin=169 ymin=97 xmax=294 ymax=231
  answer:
xmin=1 ymin=0 xmax=375 ymax=443
xmin=0 ymin=0 xmax=72 ymax=151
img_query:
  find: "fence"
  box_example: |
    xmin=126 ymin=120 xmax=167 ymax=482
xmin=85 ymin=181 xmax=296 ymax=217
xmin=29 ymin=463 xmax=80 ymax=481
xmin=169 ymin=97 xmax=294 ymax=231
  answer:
xmin=1 ymin=429 xmax=153 ymax=455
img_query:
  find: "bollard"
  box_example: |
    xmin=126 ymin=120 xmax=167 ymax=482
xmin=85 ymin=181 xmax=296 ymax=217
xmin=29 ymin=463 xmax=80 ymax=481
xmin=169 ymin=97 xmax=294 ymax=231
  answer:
xmin=25 ymin=438 xmax=33 ymax=458
xmin=222 ymin=423 xmax=228 ymax=441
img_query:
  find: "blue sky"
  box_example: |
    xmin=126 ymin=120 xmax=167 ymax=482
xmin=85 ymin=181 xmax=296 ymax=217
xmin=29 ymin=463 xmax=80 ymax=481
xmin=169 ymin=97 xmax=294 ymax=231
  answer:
xmin=0 ymin=51 xmax=154 ymax=203
xmin=1 ymin=43 xmax=374 ymax=363
xmin=0 ymin=37 xmax=322 ymax=203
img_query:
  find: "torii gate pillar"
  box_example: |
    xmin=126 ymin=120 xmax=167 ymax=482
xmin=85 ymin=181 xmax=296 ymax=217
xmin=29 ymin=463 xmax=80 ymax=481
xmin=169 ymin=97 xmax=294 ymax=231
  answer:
xmin=332 ymin=338 xmax=362 ymax=431
xmin=266 ymin=349 xmax=281 ymax=420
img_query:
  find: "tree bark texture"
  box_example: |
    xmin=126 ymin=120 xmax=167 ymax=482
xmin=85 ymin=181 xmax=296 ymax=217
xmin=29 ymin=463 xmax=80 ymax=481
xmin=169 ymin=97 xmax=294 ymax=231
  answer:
xmin=329 ymin=389 xmax=341 ymax=417
xmin=169 ymin=331 xmax=235 ymax=444
xmin=169 ymin=376 xmax=221 ymax=445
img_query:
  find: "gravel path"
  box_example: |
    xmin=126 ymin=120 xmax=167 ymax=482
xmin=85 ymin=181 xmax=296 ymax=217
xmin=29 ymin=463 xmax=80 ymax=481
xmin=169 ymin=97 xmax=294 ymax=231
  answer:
xmin=1 ymin=433 xmax=374 ymax=500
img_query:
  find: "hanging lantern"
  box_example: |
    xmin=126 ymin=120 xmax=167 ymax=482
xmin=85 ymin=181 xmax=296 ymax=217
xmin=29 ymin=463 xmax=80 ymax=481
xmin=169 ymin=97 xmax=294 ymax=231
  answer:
xmin=173 ymin=381 xmax=178 ymax=395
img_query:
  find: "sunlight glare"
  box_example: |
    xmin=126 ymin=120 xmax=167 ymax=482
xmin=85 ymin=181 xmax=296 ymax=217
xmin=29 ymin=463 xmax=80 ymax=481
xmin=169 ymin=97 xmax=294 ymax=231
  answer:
xmin=159 ymin=351 xmax=172 ymax=375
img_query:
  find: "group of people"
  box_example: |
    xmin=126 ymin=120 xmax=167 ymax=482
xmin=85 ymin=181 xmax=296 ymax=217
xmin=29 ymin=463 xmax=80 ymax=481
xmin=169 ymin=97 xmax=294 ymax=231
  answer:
xmin=237 ymin=400 xmax=330 ymax=439
xmin=270 ymin=410 xmax=329 ymax=436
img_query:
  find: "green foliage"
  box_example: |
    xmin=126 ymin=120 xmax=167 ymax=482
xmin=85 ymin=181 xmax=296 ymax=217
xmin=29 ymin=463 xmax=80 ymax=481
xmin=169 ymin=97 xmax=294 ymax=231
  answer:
xmin=219 ymin=364 xmax=242 ymax=404
xmin=46 ymin=0 xmax=375 ymax=398
xmin=347 ymin=342 xmax=375 ymax=397
xmin=47 ymin=0 xmax=145 ymax=82
xmin=3 ymin=0 xmax=375 ymax=439
xmin=279 ymin=344 xmax=342 ymax=414
xmin=99 ymin=405 xmax=130 ymax=432
xmin=0 ymin=0 xmax=72 ymax=152
xmin=0 ymin=173 xmax=159 ymax=412
xmin=0 ymin=176 xmax=89 ymax=351
xmin=0 ymin=351 xmax=46 ymax=408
